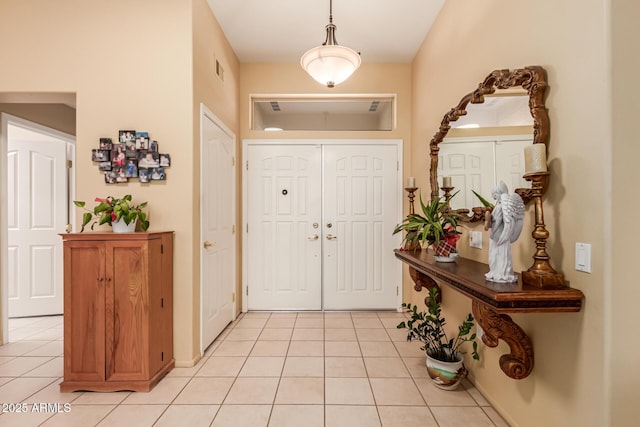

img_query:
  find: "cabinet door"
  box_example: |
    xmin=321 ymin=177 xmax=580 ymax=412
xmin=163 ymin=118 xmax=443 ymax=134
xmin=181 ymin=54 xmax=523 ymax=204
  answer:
xmin=63 ymin=241 xmax=106 ymax=382
xmin=105 ymin=240 xmax=150 ymax=382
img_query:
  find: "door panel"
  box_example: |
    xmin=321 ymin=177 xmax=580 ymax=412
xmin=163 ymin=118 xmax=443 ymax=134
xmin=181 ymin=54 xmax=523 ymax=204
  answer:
xmin=323 ymin=145 xmax=400 ymax=310
xmin=247 ymin=145 xmax=322 ymax=310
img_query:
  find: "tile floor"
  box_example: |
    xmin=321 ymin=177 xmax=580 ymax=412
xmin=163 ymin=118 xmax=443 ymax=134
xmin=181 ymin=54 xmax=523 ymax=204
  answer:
xmin=0 ymin=312 xmax=509 ymax=426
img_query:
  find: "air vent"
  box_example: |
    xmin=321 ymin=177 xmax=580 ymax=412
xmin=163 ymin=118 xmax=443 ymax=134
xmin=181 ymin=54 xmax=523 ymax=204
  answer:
xmin=369 ymin=101 xmax=380 ymax=112
xmin=270 ymin=101 xmax=281 ymax=112
xmin=215 ymin=59 xmax=224 ymax=81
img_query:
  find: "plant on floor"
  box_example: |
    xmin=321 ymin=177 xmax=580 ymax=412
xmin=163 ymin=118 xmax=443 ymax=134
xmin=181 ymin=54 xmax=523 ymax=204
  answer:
xmin=74 ymin=194 xmax=149 ymax=232
xmin=397 ymin=287 xmax=479 ymax=363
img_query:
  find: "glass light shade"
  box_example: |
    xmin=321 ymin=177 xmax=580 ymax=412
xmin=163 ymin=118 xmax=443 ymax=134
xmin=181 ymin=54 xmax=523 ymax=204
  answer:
xmin=300 ymin=44 xmax=361 ymax=87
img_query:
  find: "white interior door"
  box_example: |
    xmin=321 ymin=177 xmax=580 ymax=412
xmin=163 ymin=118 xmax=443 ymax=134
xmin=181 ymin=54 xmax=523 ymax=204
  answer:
xmin=7 ymin=126 xmax=67 ymax=317
xmin=495 ymin=138 xmax=531 ymax=191
xmin=322 ymin=145 xmax=400 ymax=310
xmin=246 ymin=145 xmax=322 ymax=310
xmin=201 ymin=107 xmax=236 ymax=352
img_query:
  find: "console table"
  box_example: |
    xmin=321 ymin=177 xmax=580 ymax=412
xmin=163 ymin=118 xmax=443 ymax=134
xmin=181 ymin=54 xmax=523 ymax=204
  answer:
xmin=394 ymin=249 xmax=584 ymax=379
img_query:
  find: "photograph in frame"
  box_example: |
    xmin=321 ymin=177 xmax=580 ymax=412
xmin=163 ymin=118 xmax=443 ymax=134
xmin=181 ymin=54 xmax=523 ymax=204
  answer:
xmin=92 ymin=149 xmax=110 ymax=162
xmin=119 ymin=130 xmax=136 ymax=144
xmin=149 ymin=140 xmax=158 ymax=153
xmin=151 ymin=167 xmax=165 ymax=180
xmin=98 ymin=161 xmax=112 ymax=171
xmin=99 ymin=138 xmax=113 ymax=150
xmin=138 ymin=151 xmax=159 ymax=168
xmin=105 ymin=171 xmax=117 ymax=184
xmin=139 ymin=169 xmax=150 ymax=183
xmin=159 ymin=153 xmax=171 ymax=167
xmin=135 ymin=131 xmax=149 ymax=150
xmin=125 ymin=159 xmax=138 ymax=178
xmin=111 ymin=145 xmax=126 ymax=167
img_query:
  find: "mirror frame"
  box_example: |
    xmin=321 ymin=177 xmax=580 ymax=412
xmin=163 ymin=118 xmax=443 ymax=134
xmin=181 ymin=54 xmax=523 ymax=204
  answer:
xmin=428 ymin=66 xmax=549 ymax=220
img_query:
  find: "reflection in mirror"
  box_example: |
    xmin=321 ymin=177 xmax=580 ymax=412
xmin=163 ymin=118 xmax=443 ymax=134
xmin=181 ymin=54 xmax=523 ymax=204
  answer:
xmin=429 ymin=67 xmax=549 ymax=219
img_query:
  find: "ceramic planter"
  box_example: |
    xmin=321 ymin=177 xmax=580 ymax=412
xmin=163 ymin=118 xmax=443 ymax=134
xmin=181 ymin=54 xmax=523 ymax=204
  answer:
xmin=426 ymin=351 xmax=467 ymax=390
xmin=112 ymin=218 xmax=136 ymax=233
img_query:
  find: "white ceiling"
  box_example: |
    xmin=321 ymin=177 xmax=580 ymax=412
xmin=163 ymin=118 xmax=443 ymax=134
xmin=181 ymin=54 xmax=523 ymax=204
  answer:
xmin=206 ymin=0 xmax=445 ymax=63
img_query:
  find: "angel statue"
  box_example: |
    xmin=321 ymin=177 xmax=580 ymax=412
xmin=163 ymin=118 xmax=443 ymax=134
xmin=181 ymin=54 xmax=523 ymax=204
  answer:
xmin=484 ymin=181 xmax=525 ymax=283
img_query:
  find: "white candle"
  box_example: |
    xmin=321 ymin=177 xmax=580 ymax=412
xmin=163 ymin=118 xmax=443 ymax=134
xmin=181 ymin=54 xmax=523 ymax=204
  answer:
xmin=524 ymin=144 xmax=547 ymax=174
xmin=407 ymin=177 xmax=415 ymax=188
xmin=442 ymin=176 xmax=452 ymax=187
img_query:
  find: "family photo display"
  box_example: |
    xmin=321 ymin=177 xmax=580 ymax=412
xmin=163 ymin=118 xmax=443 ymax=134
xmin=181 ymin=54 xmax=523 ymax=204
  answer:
xmin=91 ymin=130 xmax=171 ymax=184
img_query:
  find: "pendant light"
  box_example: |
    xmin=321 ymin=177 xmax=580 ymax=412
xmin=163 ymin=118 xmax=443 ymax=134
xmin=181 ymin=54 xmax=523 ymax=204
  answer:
xmin=300 ymin=0 xmax=361 ymax=88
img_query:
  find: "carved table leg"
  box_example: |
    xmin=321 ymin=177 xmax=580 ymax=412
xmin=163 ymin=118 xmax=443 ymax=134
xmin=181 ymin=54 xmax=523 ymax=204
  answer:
xmin=409 ymin=267 xmax=441 ymax=305
xmin=472 ymin=300 xmax=534 ymax=379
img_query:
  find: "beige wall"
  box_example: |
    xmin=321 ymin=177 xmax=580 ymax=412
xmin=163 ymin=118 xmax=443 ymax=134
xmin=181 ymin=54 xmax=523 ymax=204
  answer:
xmin=0 ymin=0 xmax=199 ymax=365
xmin=0 ymin=104 xmax=76 ymax=135
xmin=411 ymin=0 xmax=634 ymax=425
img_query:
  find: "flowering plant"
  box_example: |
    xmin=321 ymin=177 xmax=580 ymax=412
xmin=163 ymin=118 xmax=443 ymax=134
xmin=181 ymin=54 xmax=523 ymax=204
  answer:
xmin=74 ymin=194 xmax=149 ymax=232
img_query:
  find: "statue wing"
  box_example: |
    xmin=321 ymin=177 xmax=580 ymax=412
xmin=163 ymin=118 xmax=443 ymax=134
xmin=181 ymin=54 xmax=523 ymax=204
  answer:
xmin=496 ymin=193 xmax=525 ymax=245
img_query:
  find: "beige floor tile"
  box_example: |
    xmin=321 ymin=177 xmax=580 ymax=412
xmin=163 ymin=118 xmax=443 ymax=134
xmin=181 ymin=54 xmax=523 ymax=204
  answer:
xmin=225 ymin=328 xmax=262 ymax=341
xmin=27 ymin=380 xmax=82 ymax=404
xmin=275 ymin=377 xmax=324 ymax=404
xmin=268 ymin=312 xmax=298 ymax=319
xmin=353 ymin=317 xmax=384 ymax=328
xmin=97 ymin=404 xmax=166 ymax=426
xmin=324 ymin=341 xmax=361 ymax=357
xmin=294 ymin=318 xmax=324 ymax=328
xmin=282 ymin=356 xmax=323 ymax=377
xmin=380 ymin=317 xmax=406 ymax=329
xmin=269 ymin=405 xmax=324 ymax=427
xmin=7 ymin=327 xmax=42 ymax=341
xmin=212 ymin=340 xmax=255 ymax=356
xmin=402 ymin=357 xmax=429 ymax=378
xmin=211 ymin=404 xmax=271 ymax=427
xmin=242 ymin=312 xmax=271 ymax=319
xmin=323 ymin=312 xmax=351 ymax=318
xmin=173 ymin=377 xmax=235 ymax=404
xmin=203 ymin=340 xmax=222 ymax=356
xmin=250 ymin=340 xmax=290 ymax=356
xmin=0 ymin=377 xmax=56 ymax=403
xmin=325 ymin=405 xmax=381 ymax=427
xmin=265 ymin=318 xmax=296 ymax=329
xmin=22 ymin=357 xmax=63 ymax=377
xmin=296 ymin=312 xmax=324 ymax=318
xmin=325 ymin=378 xmax=374 ymax=405
xmin=166 ymin=361 xmax=205 ymax=377
xmin=23 ymin=341 xmax=64 ymax=357
xmin=0 ymin=356 xmax=52 ymax=376
xmin=224 ymin=377 xmax=279 ymax=404
xmin=463 ymin=379 xmax=490 ymax=405
xmin=23 ymin=329 xmax=63 ymax=341
xmin=393 ymin=341 xmax=426 ymax=357
xmin=377 ymin=311 xmax=407 ymax=318
xmin=40 ymin=404 xmax=115 ymax=427
xmin=154 ymin=404 xmax=219 ymax=427
xmin=0 ymin=407 xmax=57 ymax=426
xmin=482 ymin=406 xmax=511 ymax=427
xmin=359 ymin=341 xmax=399 ymax=357
xmin=259 ymin=328 xmax=293 ymax=341
xmin=325 ymin=357 xmax=367 ymax=377
xmin=369 ymin=378 xmax=425 ymax=406
xmin=377 ymin=406 xmax=438 ymax=427
xmin=239 ymin=356 xmax=285 ymax=377
xmin=291 ymin=328 xmax=323 ymax=341
xmin=364 ymin=357 xmax=410 ymax=378
xmin=324 ymin=328 xmax=357 ymax=341
xmin=415 ymin=378 xmax=477 ymax=406
xmin=350 ymin=311 xmax=379 ymax=318
xmin=0 ymin=356 xmax=15 ymax=366
xmin=235 ymin=318 xmax=268 ymax=329
xmin=356 ymin=328 xmax=391 ymax=341
xmin=287 ymin=340 xmax=324 ymax=356
xmin=324 ymin=318 xmax=353 ymax=329
xmin=123 ymin=377 xmax=190 ymax=405
xmin=387 ymin=328 xmax=412 ymax=342
xmin=0 ymin=377 xmax=12 ymax=386
xmin=197 ymin=356 xmax=246 ymax=377
xmin=74 ymin=391 xmax=131 ymax=405
xmin=430 ymin=406 xmax=495 ymax=427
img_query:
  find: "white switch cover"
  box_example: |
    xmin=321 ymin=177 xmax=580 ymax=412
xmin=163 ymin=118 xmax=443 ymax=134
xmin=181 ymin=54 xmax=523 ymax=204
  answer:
xmin=575 ymin=243 xmax=591 ymax=273
xmin=469 ymin=231 xmax=483 ymax=249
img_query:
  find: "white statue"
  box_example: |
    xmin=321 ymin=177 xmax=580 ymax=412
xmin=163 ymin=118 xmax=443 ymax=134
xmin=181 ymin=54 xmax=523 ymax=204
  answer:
xmin=485 ymin=181 xmax=525 ymax=283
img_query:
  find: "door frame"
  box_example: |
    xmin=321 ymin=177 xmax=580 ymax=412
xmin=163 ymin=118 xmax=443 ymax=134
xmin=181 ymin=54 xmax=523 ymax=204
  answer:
xmin=241 ymin=139 xmax=403 ymax=313
xmin=199 ymin=104 xmax=237 ymax=354
xmin=1 ymin=113 xmax=76 ymax=343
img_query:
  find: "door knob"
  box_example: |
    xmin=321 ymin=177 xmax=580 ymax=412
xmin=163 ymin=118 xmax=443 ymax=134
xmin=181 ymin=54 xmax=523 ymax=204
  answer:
xmin=326 ymin=234 xmax=337 ymax=240
xmin=204 ymin=240 xmax=215 ymax=249
xmin=308 ymin=234 xmax=319 ymax=241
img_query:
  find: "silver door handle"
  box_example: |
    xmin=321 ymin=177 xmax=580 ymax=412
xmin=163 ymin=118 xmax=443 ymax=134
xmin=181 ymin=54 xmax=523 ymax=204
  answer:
xmin=308 ymin=234 xmax=319 ymax=241
xmin=326 ymin=234 xmax=337 ymax=240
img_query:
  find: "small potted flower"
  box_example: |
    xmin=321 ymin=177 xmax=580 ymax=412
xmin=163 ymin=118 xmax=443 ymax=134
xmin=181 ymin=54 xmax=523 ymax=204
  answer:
xmin=74 ymin=194 xmax=149 ymax=232
xmin=393 ymin=193 xmax=461 ymax=261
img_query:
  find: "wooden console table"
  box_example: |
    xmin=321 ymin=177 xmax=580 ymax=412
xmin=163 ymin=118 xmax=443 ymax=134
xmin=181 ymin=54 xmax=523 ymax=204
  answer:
xmin=394 ymin=249 xmax=584 ymax=380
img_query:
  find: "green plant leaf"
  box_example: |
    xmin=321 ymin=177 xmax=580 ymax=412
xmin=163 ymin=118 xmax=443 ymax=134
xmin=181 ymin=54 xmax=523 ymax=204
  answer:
xmin=73 ymin=201 xmax=86 ymax=208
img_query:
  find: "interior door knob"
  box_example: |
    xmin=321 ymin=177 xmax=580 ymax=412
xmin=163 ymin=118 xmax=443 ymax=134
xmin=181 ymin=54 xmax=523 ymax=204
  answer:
xmin=204 ymin=240 xmax=215 ymax=249
xmin=326 ymin=234 xmax=337 ymax=240
xmin=308 ymin=234 xmax=319 ymax=241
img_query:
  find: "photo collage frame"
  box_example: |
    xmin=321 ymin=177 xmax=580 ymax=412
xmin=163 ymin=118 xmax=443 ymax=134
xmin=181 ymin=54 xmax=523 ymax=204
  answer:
xmin=91 ymin=130 xmax=172 ymax=184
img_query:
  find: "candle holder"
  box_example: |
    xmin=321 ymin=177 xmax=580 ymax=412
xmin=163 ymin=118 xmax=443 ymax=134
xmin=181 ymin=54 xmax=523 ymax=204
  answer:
xmin=403 ymin=187 xmax=420 ymax=250
xmin=521 ymin=171 xmax=564 ymax=288
xmin=440 ymin=185 xmax=455 ymax=201
xmin=404 ymin=187 xmax=418 ymax=216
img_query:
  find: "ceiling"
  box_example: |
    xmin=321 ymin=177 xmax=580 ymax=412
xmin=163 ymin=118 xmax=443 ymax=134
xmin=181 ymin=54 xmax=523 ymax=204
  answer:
xmin=206 ymin=0 xmax=446 ymax=63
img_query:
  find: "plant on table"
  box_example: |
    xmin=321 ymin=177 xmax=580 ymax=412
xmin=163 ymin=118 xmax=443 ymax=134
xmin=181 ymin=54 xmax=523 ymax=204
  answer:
xmin=74 ymin=194 xmax=149 ymax=232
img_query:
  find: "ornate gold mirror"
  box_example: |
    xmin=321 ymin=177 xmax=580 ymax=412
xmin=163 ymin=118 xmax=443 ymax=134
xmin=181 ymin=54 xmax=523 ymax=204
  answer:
xmin=428 ymin=66 xmax=549 ymax=220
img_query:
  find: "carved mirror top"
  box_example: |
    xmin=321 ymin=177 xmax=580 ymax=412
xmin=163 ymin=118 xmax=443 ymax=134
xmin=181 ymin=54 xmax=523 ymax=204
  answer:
xmin=428 ymin=66 xmax=549 ymax=215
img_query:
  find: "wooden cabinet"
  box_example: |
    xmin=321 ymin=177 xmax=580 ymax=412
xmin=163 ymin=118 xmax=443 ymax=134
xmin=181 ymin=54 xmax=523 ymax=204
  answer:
xmin=60 ymin=232 xmax=174 ymax=392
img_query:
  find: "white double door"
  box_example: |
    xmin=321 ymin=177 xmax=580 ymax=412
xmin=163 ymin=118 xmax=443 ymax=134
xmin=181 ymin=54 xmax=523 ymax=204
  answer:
xmin=246 ymin=142 xmax=401 ymax=311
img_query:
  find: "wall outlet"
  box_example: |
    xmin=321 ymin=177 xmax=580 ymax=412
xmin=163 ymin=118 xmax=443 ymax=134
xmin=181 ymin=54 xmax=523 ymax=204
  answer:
xmin=575 ymin=242 xmax=591 ymax=273
xmin=469 ymin=231 xmax=483 ymax=249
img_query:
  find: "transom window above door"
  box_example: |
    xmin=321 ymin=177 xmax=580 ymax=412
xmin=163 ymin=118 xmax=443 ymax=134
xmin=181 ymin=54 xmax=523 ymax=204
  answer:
xmin=251 ymin=95 xmax=395 ymax=131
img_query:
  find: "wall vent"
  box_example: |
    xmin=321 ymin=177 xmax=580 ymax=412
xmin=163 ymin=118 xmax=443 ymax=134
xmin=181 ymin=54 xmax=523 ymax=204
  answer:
xmin=215 ymin=59 xmax=224 ymax=81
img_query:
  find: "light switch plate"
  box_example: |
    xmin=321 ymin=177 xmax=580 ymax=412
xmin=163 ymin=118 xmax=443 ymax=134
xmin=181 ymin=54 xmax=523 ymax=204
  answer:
xmin=575 ymin=243 xmax=591 ymax=273
xmin=469 ymin=231 xmax=483 ymax=249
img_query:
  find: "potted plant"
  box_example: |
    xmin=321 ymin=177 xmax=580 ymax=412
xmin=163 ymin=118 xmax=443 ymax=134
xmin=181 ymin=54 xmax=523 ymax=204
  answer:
xmin=393 ymin=193 xmax=462 ymax=260
xmin=74 ymin=194 xmax=150 ymax=232
xmin=397 ymin=287 xmax=479 ymax=390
